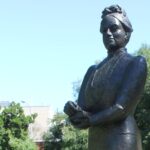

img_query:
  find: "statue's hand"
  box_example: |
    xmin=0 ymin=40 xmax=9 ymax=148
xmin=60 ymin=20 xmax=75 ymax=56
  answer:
xmin=74 ymin=118 xmax=90 ymax=129
xmin=64 ymin=101 xmax=82 ymax=117
xmin=64 ymin=101 xmax=91 ymax=129
xmin=70 ymin=111 xmax=91 ymax=129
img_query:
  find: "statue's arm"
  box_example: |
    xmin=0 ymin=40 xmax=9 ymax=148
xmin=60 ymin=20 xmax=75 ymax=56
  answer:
xmin=78 ymin=58 xmax=108 ymax=108
xmin=77 ymin=65 xmax=96 ymax=109
xmin=64 ymin=65 xmax=95 ymax=118
xmin=89 ymin=56 xmax=147 ymax=126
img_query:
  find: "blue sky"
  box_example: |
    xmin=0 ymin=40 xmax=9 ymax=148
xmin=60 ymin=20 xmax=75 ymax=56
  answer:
xmin=0 ymin=0 xmax=150 ymax=112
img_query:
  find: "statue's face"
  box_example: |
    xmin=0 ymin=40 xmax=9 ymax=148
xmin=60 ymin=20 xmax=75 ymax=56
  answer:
xmin=101 ymin=15 xmax=127 ymax=51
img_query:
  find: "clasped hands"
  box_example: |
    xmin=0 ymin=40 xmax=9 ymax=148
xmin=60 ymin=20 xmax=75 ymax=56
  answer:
xmin=64 ymin=101 xmax=91 ymax=129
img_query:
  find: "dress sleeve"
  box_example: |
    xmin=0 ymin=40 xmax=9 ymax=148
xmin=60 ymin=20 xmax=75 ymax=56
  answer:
xmin=89 ymin=56 xmax=147 ymax=126
xmin=78 ymin=65 xmax=95 ymax=109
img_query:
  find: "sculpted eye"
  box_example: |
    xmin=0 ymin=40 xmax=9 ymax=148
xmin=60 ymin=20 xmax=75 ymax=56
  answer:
xmin=110 ymin=25 xmax=118 ymax=32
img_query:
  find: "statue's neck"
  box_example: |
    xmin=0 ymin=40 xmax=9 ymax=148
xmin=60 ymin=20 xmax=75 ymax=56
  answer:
xmin=107 ymin=48 xmax=127 ymax=58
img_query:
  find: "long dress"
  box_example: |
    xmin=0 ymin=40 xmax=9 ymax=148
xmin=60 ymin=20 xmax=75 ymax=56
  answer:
xmin=77 ymin=48 xmax=147 ymax=150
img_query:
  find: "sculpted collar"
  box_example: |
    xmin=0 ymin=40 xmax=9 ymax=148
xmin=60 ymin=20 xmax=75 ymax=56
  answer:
xmin=107 ymin=48 xmax=127 ymax=58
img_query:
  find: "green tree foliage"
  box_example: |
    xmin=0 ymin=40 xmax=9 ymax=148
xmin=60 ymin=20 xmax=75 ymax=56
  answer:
xmin=0 ymin=102 xmax=37 ymax=150
xmin=43 ymin=112 xmax=66 ymax=150
xmin=134 ymin=45 xmax=150 ymax=150
xmin=43 ymin=112 xmax=88 ymax=150
xmin=9 ymin=135 xmax=37 ymax=150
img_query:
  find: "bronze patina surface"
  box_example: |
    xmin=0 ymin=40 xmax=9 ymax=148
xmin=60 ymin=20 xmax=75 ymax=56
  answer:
xmin=64 ymin=5 xmax=147 ymax=150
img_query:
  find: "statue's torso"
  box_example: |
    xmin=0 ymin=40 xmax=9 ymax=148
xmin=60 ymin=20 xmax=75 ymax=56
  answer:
xmin=80 ymin=51 xmax=133 ymax=113
xmin=77 ymin=50 xmax=144 ymax=150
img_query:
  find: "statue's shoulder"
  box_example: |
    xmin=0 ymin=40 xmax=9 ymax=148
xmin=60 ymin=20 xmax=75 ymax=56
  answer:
xmin=129 ymin=55 xmax=147 ymax=76
xmin=86 ymin=65 xmax=96 ymax=75
xmin=135 ymin=55 xmax=146 ymax=61
xmin=87 ymin=65 xmax=96 ymax=71
xmin=125 ymin=52 xmax=147 ymax=66
xmin=133 ymin=55 xmax=147 ymax=67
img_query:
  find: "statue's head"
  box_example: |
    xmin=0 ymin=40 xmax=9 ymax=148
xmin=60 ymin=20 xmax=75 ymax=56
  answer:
xmin=100 ymin=5 xmax=133 ymax=51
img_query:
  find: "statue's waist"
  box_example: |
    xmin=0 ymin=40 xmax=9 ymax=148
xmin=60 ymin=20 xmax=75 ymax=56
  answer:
xmin=89 ymin=115 xmax=139 ymax=135
xmin=83 ymin=92 xmax=117 ymax=112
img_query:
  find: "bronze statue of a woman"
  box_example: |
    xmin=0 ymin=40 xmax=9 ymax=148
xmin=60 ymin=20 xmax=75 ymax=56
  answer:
xmin=64 ymin=5 xmax=147 ymax=150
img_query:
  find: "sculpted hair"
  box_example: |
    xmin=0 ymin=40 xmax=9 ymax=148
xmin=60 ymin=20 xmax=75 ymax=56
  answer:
xmin=100 ymin=5 xmax=133 ymax=45
xmin=101 ymin=5 xmax=133 ymax=33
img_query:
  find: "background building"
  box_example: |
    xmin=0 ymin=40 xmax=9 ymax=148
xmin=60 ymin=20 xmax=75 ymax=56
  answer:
xmin=23 ymin=106 xmax=54 ymax=150
xmin=0 ymin=101 xmax=54 ymax=149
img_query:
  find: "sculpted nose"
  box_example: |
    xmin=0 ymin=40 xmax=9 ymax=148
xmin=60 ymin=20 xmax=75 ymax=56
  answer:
xmin=106 ymin=28 xmax=112 ymax=35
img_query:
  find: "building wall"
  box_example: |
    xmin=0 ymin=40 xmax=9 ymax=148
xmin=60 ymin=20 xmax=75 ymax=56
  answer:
xmin=23 ymin=106 xmax=54 ymax=142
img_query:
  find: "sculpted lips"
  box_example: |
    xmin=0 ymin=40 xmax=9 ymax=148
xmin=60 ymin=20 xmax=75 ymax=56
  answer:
xmin=108 ymin=37 xmax=114 ymax=40
xmin=108 ymin=37 xmax=115 ymax=42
